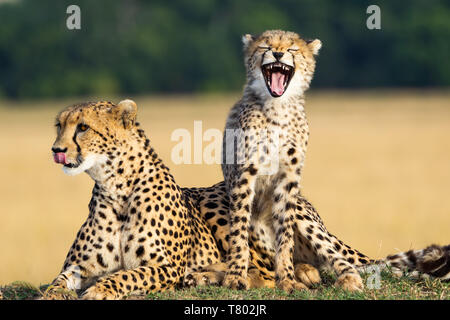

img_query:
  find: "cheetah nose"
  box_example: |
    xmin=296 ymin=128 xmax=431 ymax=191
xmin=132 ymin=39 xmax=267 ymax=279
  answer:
xmin=53 ymin=152 xmax=67 ymax=164
xmin=273 ymin=51 xmax=284 ymax=61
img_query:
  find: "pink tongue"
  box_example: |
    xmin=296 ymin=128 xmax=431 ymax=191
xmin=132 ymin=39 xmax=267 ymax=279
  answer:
xmin=53 ymin=152 xmax=67 ymax=164
xmin=271 ymin=72 xmax=285 ymax=96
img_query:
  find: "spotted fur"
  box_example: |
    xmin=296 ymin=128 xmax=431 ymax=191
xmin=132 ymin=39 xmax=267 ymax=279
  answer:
xmin=220 ymin=30 xmax=449 ymax=292
xmin=192 ymin=181 xmax=449 ymax=289
xmin=47 ymin=100 xmax=448 ymax=299
xmin=47 ymin=100 xmax=319 ymax=300
xmin=221 ymin=30 xmax=324 ymax=292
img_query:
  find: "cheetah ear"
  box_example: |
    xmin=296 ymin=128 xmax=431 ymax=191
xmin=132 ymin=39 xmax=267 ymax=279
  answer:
xmin=306 ymin=39 xmax=322 ymax=55
xmin=116 ymin=99 xmax=137 ymax=129
xmin=242 ymin=34 xmax=256 ymax=50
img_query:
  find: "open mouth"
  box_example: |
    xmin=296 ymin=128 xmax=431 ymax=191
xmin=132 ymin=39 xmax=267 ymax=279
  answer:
xmin=262 ymin=62 xmax=294 ymax=97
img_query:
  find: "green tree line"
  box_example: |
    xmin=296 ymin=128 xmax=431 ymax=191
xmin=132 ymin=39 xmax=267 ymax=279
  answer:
xmin=0 ymin=0 xmax=449 ymax=98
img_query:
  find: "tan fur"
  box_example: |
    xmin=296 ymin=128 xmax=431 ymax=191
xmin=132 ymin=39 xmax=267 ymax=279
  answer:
xmin=221 ymin=30 xmax=330 ymax=292
xmin=46 ymin=100 xmax=448 ymax=299
xmin=217 ymin=30 xmax=449 ymax=293
xmin=48 ymin=101 xmax=227 ymax=299
xmin=47 ymin=100 xmax=319 ymax=299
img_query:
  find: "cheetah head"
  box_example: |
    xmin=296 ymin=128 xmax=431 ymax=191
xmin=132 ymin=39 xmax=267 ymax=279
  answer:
xmin=242 ymin=30 xmax=321 ymax=99
xmin=51 ymin=99 xmax=137 ymax=176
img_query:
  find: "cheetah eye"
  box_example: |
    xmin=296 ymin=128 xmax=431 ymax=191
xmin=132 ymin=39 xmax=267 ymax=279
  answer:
xmin=258 ymin=46 xmax=271 ymax=50
xmin=77 ymin=123 xmax=89 ymax=133
xmin=288 ymin=48 xmax=299 ymax=52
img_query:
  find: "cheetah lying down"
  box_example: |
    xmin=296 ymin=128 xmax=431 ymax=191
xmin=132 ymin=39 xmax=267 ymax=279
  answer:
xmin=46 ymin=100 xmax=449 ymax=299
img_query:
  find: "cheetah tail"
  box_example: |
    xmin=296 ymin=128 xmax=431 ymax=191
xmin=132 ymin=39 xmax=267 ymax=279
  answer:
xmin=356 ymin=244 xmax=450 ymax=281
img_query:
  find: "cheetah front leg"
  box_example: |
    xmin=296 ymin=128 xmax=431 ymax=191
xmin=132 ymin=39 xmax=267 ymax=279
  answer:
xmin=44 ymin=196 xmax=123 ymax=299
xmin=222 ymin=166 xmax=259 ymax=290
xmin=46 ymin=235 xmax=122 ymax=299
xmin=272 ymin=174 xmax=308 ymax=292
xmin=44 ymin=266 xmax=91 ymax=299
xmin=49 ymin=265 xmax=93 ymax=292
xmin=46 ymin=256 xmax=120 ymax=299
xmin=81 ymin=265 xmax=182 ymax=300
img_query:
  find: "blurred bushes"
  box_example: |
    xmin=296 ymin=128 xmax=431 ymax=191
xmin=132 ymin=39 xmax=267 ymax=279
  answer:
xmin=0 ymin=0 xmax=449 ymax=99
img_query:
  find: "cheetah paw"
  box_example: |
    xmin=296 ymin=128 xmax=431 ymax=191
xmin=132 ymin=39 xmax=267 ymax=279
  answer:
xmin=294 ymin=263 xmax=321 ymax=287
xmin=184 ymin=272 xmax=223 ymax=287
xmin=223 ymin=274 xmax=249 ymax=290
xmin=277 ymin=279 xmax=308 ymax=293
xmin=81 ymin=285 xmax=118 ymax=300
xmin=42 ymin=292 xmax=77 ymax=300
xmin=336 ymin=273 xmax=364 ymax=292
xmin=40 ymin=285 xmax=78 ymax=300
xmin=183 ymin=273 xmax=204 ymax=287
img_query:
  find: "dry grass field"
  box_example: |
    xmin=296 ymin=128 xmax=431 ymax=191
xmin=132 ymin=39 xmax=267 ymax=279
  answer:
xmin=0 ymin=90 xmax=449 ymax=288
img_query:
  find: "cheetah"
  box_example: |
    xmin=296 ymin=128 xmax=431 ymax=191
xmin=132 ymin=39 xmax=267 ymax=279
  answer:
xmin=219 ymin=30 xmax=450 ymax=293
xmin=47 ymin=100 xmax=448 ymax=299
xmin=47 ymin=99 xmax=319 ymax=299
xmin=221 ymin=30 xmax=323 ymax=292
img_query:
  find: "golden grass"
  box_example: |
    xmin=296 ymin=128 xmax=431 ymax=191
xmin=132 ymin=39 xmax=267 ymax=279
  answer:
xmin=0 ymin=90 xmax=449 ymax=286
